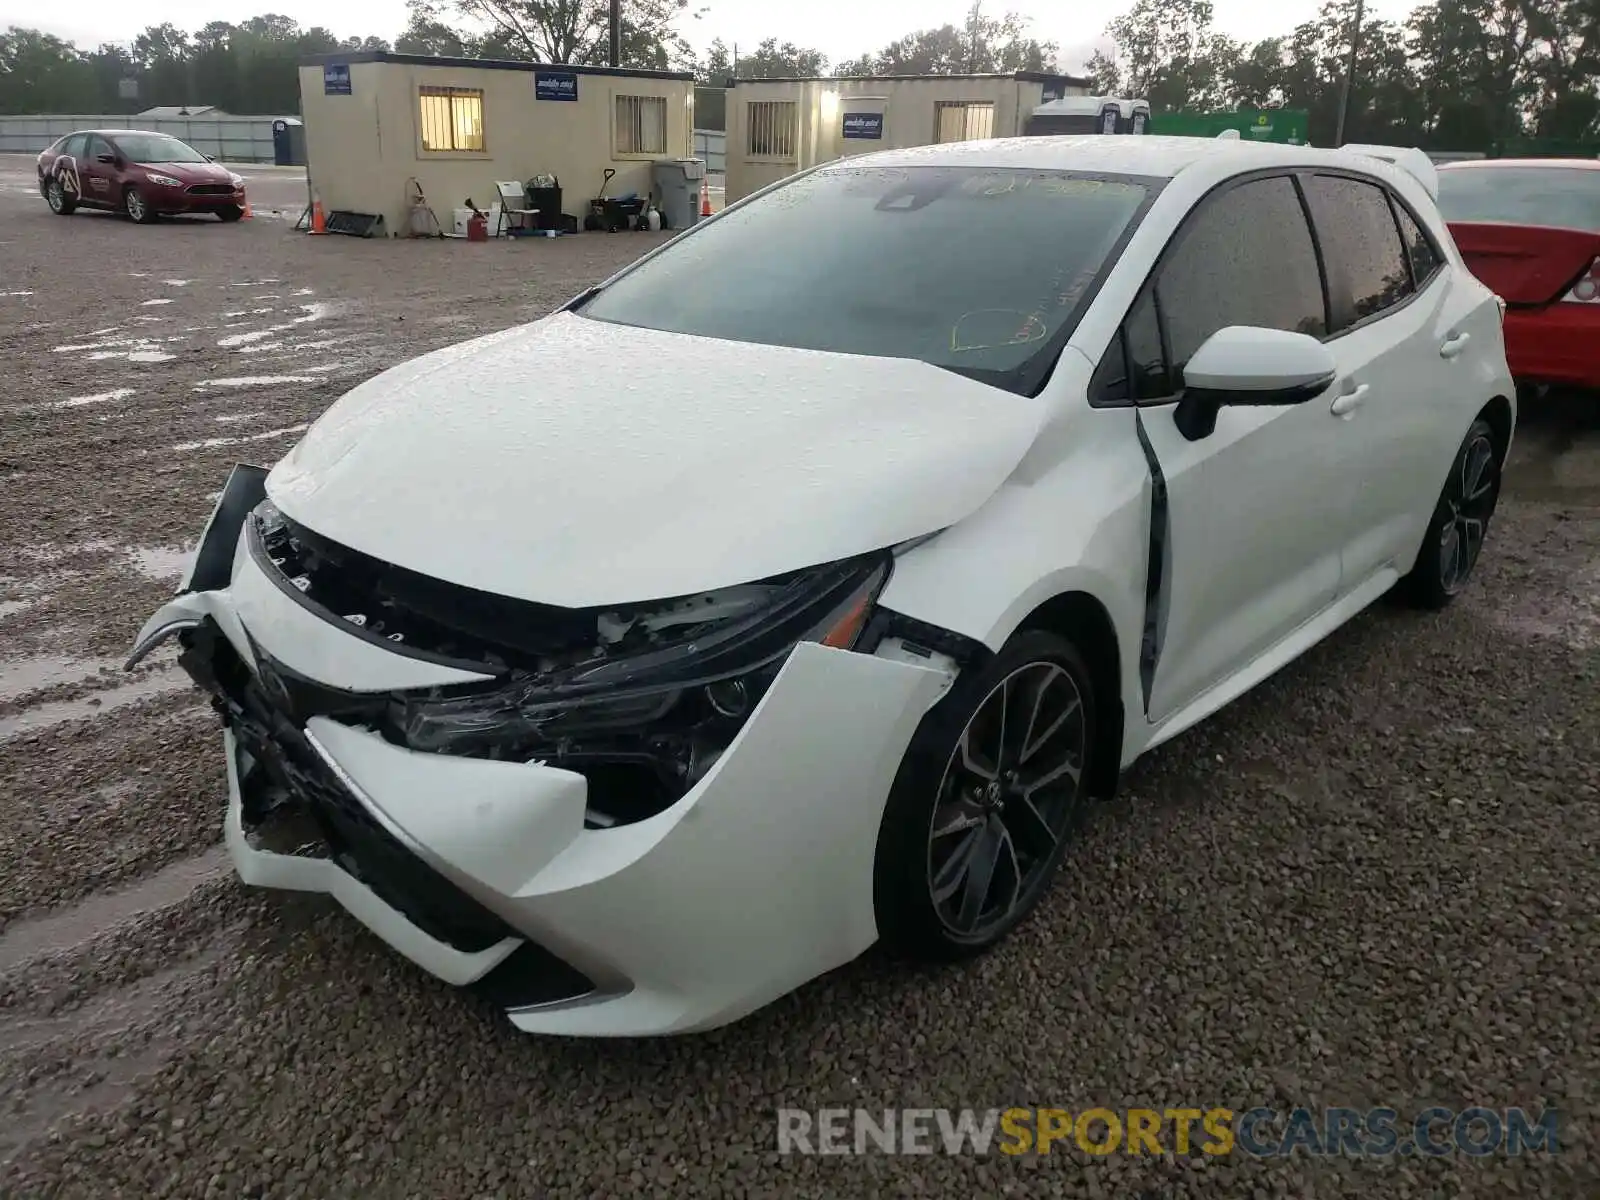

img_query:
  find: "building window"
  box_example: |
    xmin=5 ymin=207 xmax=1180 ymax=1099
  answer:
xmin=935 ymin=101 xmax=995 ymax=143
xmin=746 ymin=100 xmax=798 ymax=159
xmin=615 ymin=95 xmax=669 ymax=156
xmin=419 ymin=87 xmax=485 ymax=152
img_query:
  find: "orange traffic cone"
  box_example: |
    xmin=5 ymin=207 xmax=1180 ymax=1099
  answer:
xmin=700 ymin=178 xmax=712 ymax=218
xmin=310 ymin=200 xmax=326 ymax=235
xmin=241 ymin=197 xmax=253 ymax=220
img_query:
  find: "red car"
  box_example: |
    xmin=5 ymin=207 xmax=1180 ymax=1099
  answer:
xmin=1436 ymin=157 xmax=1600 ymax=392
xmin=36 ymin=129 xmax=248 ymax=224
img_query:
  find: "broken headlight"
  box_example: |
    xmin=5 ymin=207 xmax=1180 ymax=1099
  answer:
xmin=389 ymin=554 xmax=889 ymax=783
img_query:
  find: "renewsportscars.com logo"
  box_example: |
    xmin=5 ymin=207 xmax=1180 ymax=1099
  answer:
xmin=776 ymin=1106 xmax=1561 ymax=1158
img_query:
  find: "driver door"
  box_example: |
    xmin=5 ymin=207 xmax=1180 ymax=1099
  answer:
xmin=78 ymin=135 xmax=120 ymax=207
xmin=1105 ymin=173 xmax=1348 ymax=724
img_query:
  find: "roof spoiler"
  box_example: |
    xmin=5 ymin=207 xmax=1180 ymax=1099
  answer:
xmin=1336 ymin=144 xmax=1439 ymax=199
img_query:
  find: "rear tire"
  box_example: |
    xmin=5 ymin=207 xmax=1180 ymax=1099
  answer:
xmin=1399 ymin=417 xmax=1502 ymax=610
xmin=873 ymin=630 xmax=1097 ymax=962
xmin=123 ymin=186 xmax=157 ymax=224
xmin=45 ymin=178 xmax=76 ymax=215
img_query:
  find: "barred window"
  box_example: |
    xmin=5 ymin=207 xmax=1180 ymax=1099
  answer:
xmin=419 ymin=87 xmax=485 ymax=152
xmin=615 ymin=95 xmax=668 ymax=156
xmin=935 ymin=101 xmax=995 ymax=143
xmin=746 ymin=100 xmax=798 ymax=159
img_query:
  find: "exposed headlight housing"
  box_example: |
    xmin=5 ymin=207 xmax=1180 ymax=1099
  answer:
xmin=146 ymin=173 xmax=183 ymax=187
xmin=229 ymin=172 xmax=245 ymax=188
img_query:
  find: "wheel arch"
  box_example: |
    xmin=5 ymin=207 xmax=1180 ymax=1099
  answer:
xmin=1011 ymin=590 xmax=1125 ymax=803
xmin=1478 ymin=393 xmax=1514 ymax=463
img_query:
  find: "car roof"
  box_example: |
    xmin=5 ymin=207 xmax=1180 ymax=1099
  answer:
xmin=60 ymin=129 xmax=180 ymax=140
xmin=1438 ymin=157 xmax=1600 ymax=171
xmin=824 ymin=134 xmax=1403 ymax=181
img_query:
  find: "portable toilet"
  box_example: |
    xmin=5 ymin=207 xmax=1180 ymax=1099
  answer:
xmin=1024 ymin=96 xmax=1150 ymax=137
xmin=272 ymin=118 xmax=306 ymax=166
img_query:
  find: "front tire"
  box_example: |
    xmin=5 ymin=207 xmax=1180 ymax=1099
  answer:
xmin=45 ymin=178 xmax=76 ymax=215
xmin=1400 ymin=416 xmax=1502 ymax=610
xmin=123 ymin=186 xmax=157 ymax=224
xmin=216 ymin=205 xmax=243 ymax=222
xmin=873 ymin=629 xmax=1097 ymax=962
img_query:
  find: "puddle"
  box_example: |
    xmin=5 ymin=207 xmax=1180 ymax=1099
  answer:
xmin=0 ymin=672 xmax=192 ymax=741
xmin=290 ymin=337 xmax=342 ymax=351
xmin=217 ymin=329 xmax=276 ymax=348
xmin=304 ymin=362 xmax=347 ymax=374
xmin=127 ymin=546 xmax=193 ymax=583
xmin=230 ymin=279 xmax=281 ymax=286
xmin=213 ymin=411 xmax=266 ymax=424
xmin=0 ymin=656 xmax=122 ymax=703
xmin=18 ymin=539 xmax=119 ymax=563
xmin=0 ymin=848 xmax=228 ymax=974
xmin=161 ymin=279 xmax=191 ymax=286
xmin=173 ymin=422 xmax=309 ymax=452
xmin=190 ymin=376 xmax=316 ymax=391
xmin=1 ymin=290 xmax=33 ymax=297
xmin=292 ymin=288 xmax=315 ymax=296
xmin=0 ymin=599 xmax=39 ymax=619
xmin=235 ymin=342 xmax=285 ymax=354
xmin=139 ymin=299 xmax=173 ymax=307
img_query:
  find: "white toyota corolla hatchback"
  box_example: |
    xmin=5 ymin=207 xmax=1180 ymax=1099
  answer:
xmin=130 ymin=135 xmax=1515 ymax=1037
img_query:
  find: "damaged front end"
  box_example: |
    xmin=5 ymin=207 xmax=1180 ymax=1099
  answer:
xmin=152 ymin=468 xmax=896 ymax=830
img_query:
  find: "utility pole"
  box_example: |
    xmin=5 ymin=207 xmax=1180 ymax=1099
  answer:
xmin=966 ymin=1 xmax=983 ymax=74
xmin=1333 ymin=0 xmax=1365 ymax=146
xmin=608 ymin=0 xmax=621 ymax=67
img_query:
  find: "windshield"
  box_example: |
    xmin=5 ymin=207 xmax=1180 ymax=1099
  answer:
xmin=1437 ymin=166 xmax=1600 ymax=232
xmin=114 ymin=134 xmax=209 ymax=165
xmin=577 ymin=164 xmax=1154 ymax=394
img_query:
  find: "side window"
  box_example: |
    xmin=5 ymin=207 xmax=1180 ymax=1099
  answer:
xmin=1392 ymin=201 xmax=1443 ymax=289
xmin=1125 ymin=291 xmax=1170 ymax=400
xmin=86 ymin=135 xmax=113 ymax=162
xmin=61 ymin=134 xmax=88 ymax=159
xmin=1088 ymin=289 xmax=1170 ymax=406
xmin=1155 ymin=176 xmax=1326 ymax=384
xmin=1302 ymin=174 xmax=1413 ymax=328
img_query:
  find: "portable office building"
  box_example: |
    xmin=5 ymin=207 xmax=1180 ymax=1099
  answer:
xmin=298 ymin=51 xmax=697 ymax=235
xmin=724 ymin=71 xmax=1090 ymax=203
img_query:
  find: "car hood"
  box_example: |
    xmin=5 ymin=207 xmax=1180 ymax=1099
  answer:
xmin=266 ymin=311 xmax=1047 ymax=608
xmin=137 ymin=160 xmax=233 ymax=184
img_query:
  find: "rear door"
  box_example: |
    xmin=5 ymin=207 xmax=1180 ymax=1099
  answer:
xmin=1297 ymin=171 xmax=1473 ymax=587
xmin=1093 ymin=172 xmax=1348 ymax=723
xmin=51 ymin=133 xmax=89 ymax=203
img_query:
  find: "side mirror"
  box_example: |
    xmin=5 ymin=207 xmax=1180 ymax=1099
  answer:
xmin=96 ymin=153 xmax=116 ymax=164
xmin=1173 ymin=326 xmax=1337 ymax=441
xmin=204 ymin=154 xmax=215 ymax=162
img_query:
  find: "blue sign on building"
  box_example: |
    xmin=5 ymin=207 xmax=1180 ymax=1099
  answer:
xmin=535 ymin=71 xmax=579 ymax=102
xmin=323 ymin=64 xmax=352 ymax=96
xmin=842 ymin=112 xmax=884 ymax=140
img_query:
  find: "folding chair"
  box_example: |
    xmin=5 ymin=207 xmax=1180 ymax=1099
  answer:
xmin=493 ymin=181 xmax=540 ymax=236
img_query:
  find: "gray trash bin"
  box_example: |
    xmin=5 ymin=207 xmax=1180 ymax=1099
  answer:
xmin=652 ymin=158 xmax=707 ymax=230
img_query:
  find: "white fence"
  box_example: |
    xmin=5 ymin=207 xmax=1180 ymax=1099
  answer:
xmin=0 ymin=115 xmax=288 ymax=163
xmin=694 ymin=128 xmax=726 ymax=175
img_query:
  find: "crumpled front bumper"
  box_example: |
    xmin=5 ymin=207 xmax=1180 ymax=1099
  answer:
xmin=131 ymin=469 xmax=956 ymax=1036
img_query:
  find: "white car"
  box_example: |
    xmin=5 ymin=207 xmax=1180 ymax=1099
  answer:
xmin=129 ymin=135 xmax=1515 ymax=1037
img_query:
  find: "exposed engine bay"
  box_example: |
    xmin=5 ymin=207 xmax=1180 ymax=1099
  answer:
xmin=233 ymin=501 xmax=890 ymax=826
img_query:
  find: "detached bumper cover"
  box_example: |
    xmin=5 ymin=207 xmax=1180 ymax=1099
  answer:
xmin=133 ymin=489 xmax=954 ymax=1036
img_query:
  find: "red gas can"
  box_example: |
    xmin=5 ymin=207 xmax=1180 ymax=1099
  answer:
xmin=466 ymin=212 xmax=488 ymax=242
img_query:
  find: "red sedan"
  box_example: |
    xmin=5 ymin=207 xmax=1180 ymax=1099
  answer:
xmin=1436 ymin=158 xmax=1600 ymax=392
xmin=36 ymin=129 xmax=248 ymax=224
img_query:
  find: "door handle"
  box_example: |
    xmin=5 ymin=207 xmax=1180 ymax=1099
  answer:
xmin=1440 ymin=332 xmax=1471 ymax=359
xmin=1330 ymin=384 xmax=1370 ymax=417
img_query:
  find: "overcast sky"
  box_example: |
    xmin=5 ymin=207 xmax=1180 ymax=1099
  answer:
xmin=8 ymin=0 xmax=1426 ymax=71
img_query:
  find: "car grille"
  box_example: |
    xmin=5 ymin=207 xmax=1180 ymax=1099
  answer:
xmin=188 ymin=183 xmax=235 ymax=196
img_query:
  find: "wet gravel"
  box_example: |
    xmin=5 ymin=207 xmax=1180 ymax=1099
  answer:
xmin=1 ymin=156 xmax=1597 ymax=1198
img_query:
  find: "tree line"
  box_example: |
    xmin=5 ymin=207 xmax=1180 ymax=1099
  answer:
xmin=2 ymin=0 xmax=1596 ymax=150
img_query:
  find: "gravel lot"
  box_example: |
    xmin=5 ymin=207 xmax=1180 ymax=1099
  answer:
xmin=1 ymin=151 xmax=1597 ymax=1199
